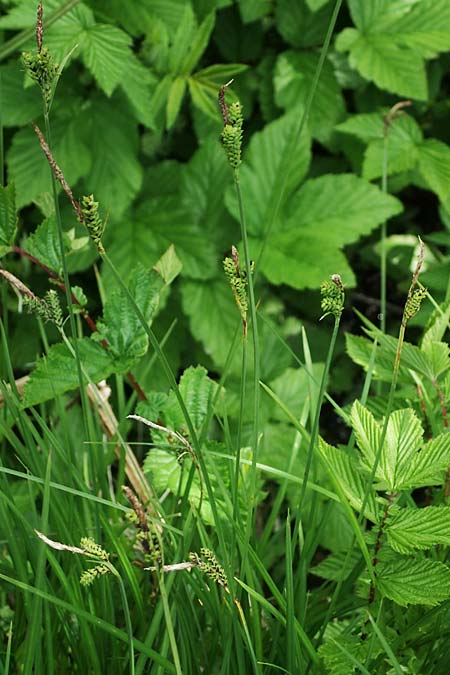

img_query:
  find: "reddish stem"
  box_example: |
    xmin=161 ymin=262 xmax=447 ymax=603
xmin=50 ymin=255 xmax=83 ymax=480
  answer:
xmin=12 ymin=245 xmax=146 ymax=400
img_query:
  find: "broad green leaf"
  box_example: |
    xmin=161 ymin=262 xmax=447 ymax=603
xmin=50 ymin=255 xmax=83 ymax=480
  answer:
xmin=336 ymin=112 xmax=385 ymax=142
xmin=311 ymin=549 xmax=361 ymax=581
xmin=24 ymin=217 xmax=64 ymax=275
xmin=421 ymin=341 xmax=450 ymax=379
xmin=181 ymin=138 xmax=234 ymax=244
xmin=422 ymin=299 xmax=450 ymax=346
xmin=7 ymin=112 xmax=91 ymax=209
xmin=401 ymin=432 xmax=450 ymax=489
xmin=86 ymin=0 xmax=156 ymax=36
xmin=345 ymin=333 xmax=401 ymax=382
xmin=239 ymin=0 xmax=271 ymax=23
xmin=168 ymin=4 xmax=196 ymax=72
xmin=225 ymin=112 xmax=312 ymax=237
xmin=0 ymin=184 xmax=17 ymax=256
xmin=166 ymin=76 xmax=187 ymax=129
xmin=181 ymin=278 xmax=239 ymax=368
xmin=318 ymin=439 xmax=380 ymax=523
xmin=383 ymin=409 xmax=423 ymax=491
xmin=418 ymin=139 xmax=450 ymax=202
xmin=81 ymin=95 xmax=142 ymax=216
xmin=164 ymin=365 xmax=219 ymax=434
xmin=134 ymin=196 xmax=217 ymax=279
xmin=276 ymin=0 xmax=334 ymax=48
xmin=81 ymin=24 xmax=133 ymax=96
xmin=259 ymin=174 xmax=403 ymax=289
xmin=0 ymin=62 xmax=41 ymax=127
xmin=22 ymin=338 xmax=116 ymax=408
xmin=377 ymin=557 xmax=450 ymax=606
xmin=119 ymin=56 xmax=157 ymax=128
xmin=347 ymin=0 xmax=421 ymax=32
xmin=180 ymin=11 xmax=215 ymax=74
xmin=189 ymin=63 xmax=248 ymax=120
xmin=386 ymin=506 xmax=450 ymax=554
xmin=350 ymin=400 xmax=382 ymax=472
xmin=94 ymin=263 xmax=166 ymax=371
xmin=339 ymin=1 xmax=450 ymax=99
xmin=339 ymin=33 xmax=427 ymax=100
xmin=362 ymin=115 xmax=423 ymax=181
xmin=274 ymin=51 xmax=345 ymax=144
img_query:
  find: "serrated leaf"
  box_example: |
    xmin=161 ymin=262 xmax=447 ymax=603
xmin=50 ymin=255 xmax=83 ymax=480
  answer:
xmin=258 ymin=174 xmax=403 ymax=289
xmin=225 ymin=112 xmax=311 ymax=237
xmin=95 ymin=263 xmax=165 ymax=371
xmin=338 ymin=0 xmax=450 ymax=99
xmin=81 ymin=24 xmax=132 ymax=96
xmin=377 ymin=557 xmax=450 ymax=606
xmin=386 ymin=506 xmax=450 ymax=554
xmin=81 ymin=95 xmax=142 ymax=216
xmin=181 ymin=278 xmax=240 ymax=368
xmin=164 ymin=365 xmax=219 ymax=434
xmin=274 ymin=50 xmax=345 ymax=144
xmin=363 ymin=115 xmax=423 ymax=181
xmin=343 ymin=33 xmax=427 ymax=100
xmin=24 ymin=217 xmax=64 ymax=275
xmin=350 ymin=400 xmax=382 ymax=472
xmin=418 ymin=139 xmax=450 ymax=202
xmin=383 ymin=408 xmax=423 ymax=491
xmin=22 ymin=338 xmax=116 ymax=408
xmin=318 ymin=439 xmax=379 ymax=523
xmin=402 ymin=432 xmax=450 ymax=489
xmin=0 ymin=184 xmax=17 ymax=256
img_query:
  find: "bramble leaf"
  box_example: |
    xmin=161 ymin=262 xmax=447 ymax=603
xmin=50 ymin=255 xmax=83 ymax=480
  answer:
xmin=386 ymin=506 xmax=450 ymax=554
xmin=377 ymin=557 xmax=450 ymax=606
xmin=22 ymin=338 xmax=116 ymax=408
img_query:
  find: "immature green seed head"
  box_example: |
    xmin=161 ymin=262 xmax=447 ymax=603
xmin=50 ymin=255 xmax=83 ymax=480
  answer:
xmin=23 ymin=289 xmax=64 ymax=328
xmin=218 ymin=86 xmax=244 ymax=170
xmin=80 ymin=194 xmax=105 ymax=252
xmin=189 ymin=548 xmax=227 ymax=588
xmin=80 ymin=537 xmax=109 ymax=561
xmin=320 ymin=275 xmax=345 ymax=320
xmin=223 ymin=247 xmax=249 ymax=326
xmin=22 ymin=47 xmax=58 ymax=105
xmin=80 ymin=564 xmax=110 ymax=587
xmin=404 ymin=287 xmax=427 ymax=321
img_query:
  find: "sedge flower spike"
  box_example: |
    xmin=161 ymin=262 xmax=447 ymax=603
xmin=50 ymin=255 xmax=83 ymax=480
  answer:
xmin=320 ymin=274 xmax=345 ymax=320
xmin=218 ymin=82 xmax=244 ymax=169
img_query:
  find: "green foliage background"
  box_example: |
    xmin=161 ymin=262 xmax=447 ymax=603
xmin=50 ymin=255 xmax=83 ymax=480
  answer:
xmin=1 ymin=0 xmax=449 ymax=396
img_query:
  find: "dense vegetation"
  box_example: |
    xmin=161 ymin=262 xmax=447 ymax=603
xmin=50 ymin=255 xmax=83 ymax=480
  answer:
xmin=0 ymin=0 xmax=450 ymax=673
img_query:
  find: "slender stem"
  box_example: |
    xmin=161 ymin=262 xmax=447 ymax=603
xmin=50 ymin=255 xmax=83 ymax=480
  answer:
xmin=233 ymin=172 xmax=260 ymax=551
xmin=111 ymin=569 xmax=135 ymax=675
xmin=43 ymin=110 xmax=91 ymax=439
xmin=0 ymin=0 xmax=81 ymax=62
xmin=233 ymin=335 xmax=247 ymax=522
xmin=295 ymin=315 xmax=341 ymax=532
xmin=380 ymin=131 xmax=389 ymax=336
